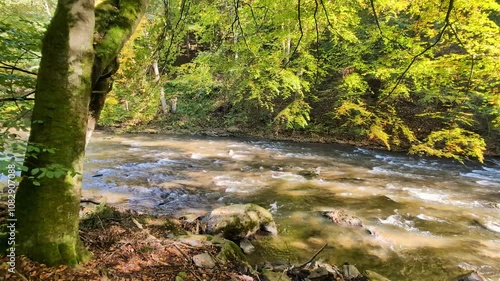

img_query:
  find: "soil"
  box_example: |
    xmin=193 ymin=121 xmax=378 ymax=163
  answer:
xmin=0 ymin=206 xmax=253 ymax=281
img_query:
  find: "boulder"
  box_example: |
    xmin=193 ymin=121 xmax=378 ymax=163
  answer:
xmin=204 ymin=204 xmax=278 ymax=240
xmin=322 ymin=209 xmax=364 ymax=228
xmin=343 ymin=263 xmax=362 ymax=280
xmin=308 ymin=266 xmax=330 ymax=281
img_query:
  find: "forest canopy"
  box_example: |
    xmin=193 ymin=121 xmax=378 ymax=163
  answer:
xmin=1 ymin=0 xmax=500 ymax=163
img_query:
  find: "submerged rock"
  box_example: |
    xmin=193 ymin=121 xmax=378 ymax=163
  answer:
xmin=322 ymin=209 xmax=364 ymax=228
xmin=204 ymin=204 xmax=278 ymax=240
xmin=365 ymin=270 xmax=391 ymax=281
xmin=452 ymin=271 xmax=487 ymax=281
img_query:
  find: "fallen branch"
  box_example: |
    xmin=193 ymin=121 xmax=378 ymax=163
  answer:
xmin=297 ymin=243 xmax=328 ymax=268
xmin=80 ymin=198 xmax=100 ymax=205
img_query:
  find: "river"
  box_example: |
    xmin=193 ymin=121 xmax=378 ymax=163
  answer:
xmin=83 ymin=132 xmax=500 ymax=280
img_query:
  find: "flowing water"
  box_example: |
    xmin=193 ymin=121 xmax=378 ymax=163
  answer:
xmin=83 ymin=132 xmax=500 ymax=280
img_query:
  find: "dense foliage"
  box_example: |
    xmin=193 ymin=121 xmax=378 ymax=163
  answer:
xmin=1 ymin=0 xmax=500 ymax=163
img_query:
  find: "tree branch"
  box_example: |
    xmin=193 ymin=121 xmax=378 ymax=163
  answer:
xmin=232 ymin=0 xmax=252 ymax=55
xmin=314 ymin=0 xmax=320 ymax=85
xmin=318 ymin=0 xmax=333 ymax=29
xmin=0 ymin=91 xmax=35 ymax=102
xmin=284 ymin=0 xmax=304 ymax=67
xmin=377 ymin=0 xmax=455 ymax=105
xmin=0 ymin=63 xmax=37 ymax=76
xmin=369 ymin=0 xmax=411 ymax=52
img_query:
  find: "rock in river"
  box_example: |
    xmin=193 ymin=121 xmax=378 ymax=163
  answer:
xmin=203 ymin=203 xmax=278 ymax=241
xmin=322 ymin=209 xmax=364 ymax=227
xmin=452 ymin=271 xmax=487 ymax=281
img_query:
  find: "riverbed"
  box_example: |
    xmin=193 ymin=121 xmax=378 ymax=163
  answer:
xmin=83 ymin=131 xmax=500 ymax=280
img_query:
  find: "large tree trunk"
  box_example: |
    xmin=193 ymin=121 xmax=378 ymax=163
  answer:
xmin=15 ymin=0 xmax=95 ymax=266
xmin=16 ymin=0 xmax=149 ymax=266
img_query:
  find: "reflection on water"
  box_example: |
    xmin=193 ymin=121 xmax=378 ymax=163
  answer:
xmin=84 ymin=132 xmax=500 ymax=280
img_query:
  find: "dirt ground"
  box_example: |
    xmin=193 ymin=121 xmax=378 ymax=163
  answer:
xmin=0 ymin=206 xmax=253 ymax=281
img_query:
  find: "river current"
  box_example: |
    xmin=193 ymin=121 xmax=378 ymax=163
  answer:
xmin=83 ymin=132 xmax=500 ymax=280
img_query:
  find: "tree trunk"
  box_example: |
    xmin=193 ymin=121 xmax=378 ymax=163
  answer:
xmin=16 ymin=0 xmax=149 ymax=266
xmin=15 ymin=0 xmax=95 ymax=266
xmin=86 ymin=0 xmax=148 ymax=146
xmin=153 ymin=60 xmax=168 ymax=114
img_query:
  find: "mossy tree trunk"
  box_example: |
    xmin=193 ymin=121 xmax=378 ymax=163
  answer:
xmin=86 ymin=0 xmax=148 ymax=146
xmin=15 ymin=0 xmax=95 ymax=266
xmin=16 ymin=0 xmax=148 ymax=266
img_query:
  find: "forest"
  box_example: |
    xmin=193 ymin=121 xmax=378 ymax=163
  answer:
xmin=1 ymin=0 xmax=500 ymax=280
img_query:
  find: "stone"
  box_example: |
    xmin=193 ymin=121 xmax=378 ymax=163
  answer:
xmin=192 ymin=252 xmax=216 ymax=268
xmin=343 ymin=263 xmax=362 ymax=280
xmin=212 ymin=237 xmax=248 ymax=264
xmin=315 ymin=262 xmax=341 ymax=278
xmin=240 ymin=238 xmax=255 ymax=254
xmin=308 ymin=266 xmax=330 ymax=281
xmin=262 ymin=269 xmax=292 ymax=281
xmin=322 ymin=209 xmax=364 ymax=227
xmin=452 ymin=271 xmax=487 ymax=281
xmin=365 ymin=270 xmax=391 ymax=281
xmin=203 ymin=204 xmax=278 ymax=240
xmin=271 ymin=260 xmax=291 ymax=272
xmin=176 ymin=234 xmax=213 ymax=247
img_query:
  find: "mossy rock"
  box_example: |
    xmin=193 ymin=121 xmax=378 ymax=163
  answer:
xmin=212 ymin=236 xmax=248 ymax=264
xmin=203 ymin=204 xmax=277 ymax=241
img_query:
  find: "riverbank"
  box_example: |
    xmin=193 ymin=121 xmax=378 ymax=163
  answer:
xmin=102 ymin=122 xmax=500 ymax=159
xmin=0 ymin=205 xmax=254 ymax=281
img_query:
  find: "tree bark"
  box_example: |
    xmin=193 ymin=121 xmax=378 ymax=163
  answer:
xmin=16 ymin=0 xmax=149 ymax=266
xmin=15 ymin=0 xmax=95 ymax=266
xmin=86 ymin=0 xmax=149 ymax=146
xmin=153 ymin=60 xmax=168 ymax=115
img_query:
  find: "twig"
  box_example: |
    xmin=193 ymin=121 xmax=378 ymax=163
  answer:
xmin=284 ymin=0 xmax=304 ymax=67
xmin=80 ymin=198 xmax=101 ymax=205
xmin=172 ymin=243 xmax=204 ymax=281
xmin=297 ymin=243 xmax=328 ymax=268
xmin=0 ymin=62 xmax=37 ymax=76
xmin=14 ymin=269 xmax=29 ymax=281
xmin=131 ymin=217 xmax=144 ymax=229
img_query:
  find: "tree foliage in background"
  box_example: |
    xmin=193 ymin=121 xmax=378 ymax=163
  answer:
xmin=113 ymin=0 xmax=497 ymax=162
xmin=2 ymin=0 xmax=499 ymax=172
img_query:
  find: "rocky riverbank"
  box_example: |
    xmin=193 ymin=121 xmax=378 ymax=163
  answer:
xmin=0 ymin=203 xmax=490 ymax=281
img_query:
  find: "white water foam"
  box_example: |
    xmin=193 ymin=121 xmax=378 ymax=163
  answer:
xmin=379 ymin=214 xmax=419 ymax=232
xmin=403 ymin=187 xmax=448 ymax=203
xmin=270 ymin=172 xmax=307 ymax=182
xmin=212 ymin=175 xmax=265 ymax=193
xmin=371 ymin=167 xmax=423 ymax=179
xmin=416 ymin=214 xmax=448 ymax=223
xmin=483 ymin=220 xmax=500 ymax=233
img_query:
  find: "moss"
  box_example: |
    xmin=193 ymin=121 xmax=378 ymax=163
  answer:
xmin=214 ymin=238 xmax=247 ymax=264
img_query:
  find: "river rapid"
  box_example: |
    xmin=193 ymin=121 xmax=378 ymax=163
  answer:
xmin=83 ymin=132 xmax=500 ymax=280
